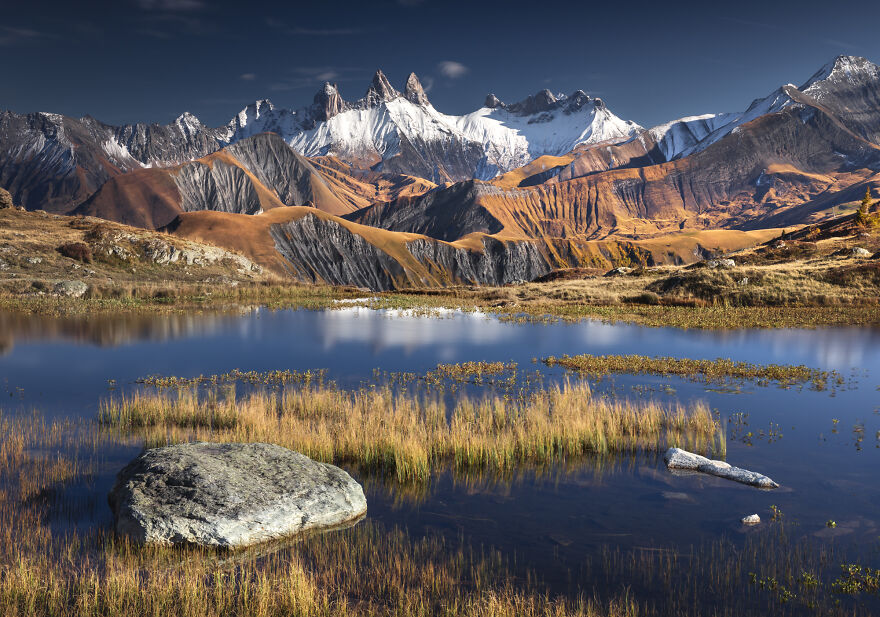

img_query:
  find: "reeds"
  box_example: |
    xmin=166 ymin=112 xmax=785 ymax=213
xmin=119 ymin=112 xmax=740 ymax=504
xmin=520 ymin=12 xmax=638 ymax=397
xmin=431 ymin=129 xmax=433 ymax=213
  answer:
xmin=0 ymin=408 xmax=868 ymax=616
xmin=98 ymin=381 xmax=724 ymax=482
xmin=0 ymin=414 xmax=639 ymax=617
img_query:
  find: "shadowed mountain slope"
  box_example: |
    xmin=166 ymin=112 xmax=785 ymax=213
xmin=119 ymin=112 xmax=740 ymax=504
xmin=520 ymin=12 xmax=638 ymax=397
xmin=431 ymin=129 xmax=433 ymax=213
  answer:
xmin=74 ymin=133 xmax=435 ymax=229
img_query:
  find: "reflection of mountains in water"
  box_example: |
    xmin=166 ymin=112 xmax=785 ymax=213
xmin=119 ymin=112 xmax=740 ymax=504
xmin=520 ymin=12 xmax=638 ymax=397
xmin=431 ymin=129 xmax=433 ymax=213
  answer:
xmin=0 ymin=308 xmax=258 ymax=355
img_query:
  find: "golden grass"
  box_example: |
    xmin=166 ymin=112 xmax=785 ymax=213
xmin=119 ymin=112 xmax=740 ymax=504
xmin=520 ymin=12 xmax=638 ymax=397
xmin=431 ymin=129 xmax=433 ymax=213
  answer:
xmin=0 ymin=411 xmax=644 ymax=617
xmin=97 ymin=382 xmax=724 ymax=483
xmin=0 ymin=396 xmax=864 ymax=616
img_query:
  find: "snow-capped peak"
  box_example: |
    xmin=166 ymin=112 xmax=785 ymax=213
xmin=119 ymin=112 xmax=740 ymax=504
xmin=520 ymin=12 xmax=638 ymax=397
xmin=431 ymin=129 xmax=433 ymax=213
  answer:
xmin=174 ymin=112 xmax=203 ymax=137
xmin=800 ymin=55 xmax=880 ymax=99
xmin=216 ymin=71 xmax=642 ymax=180
xmin=228 ymin=99 xmax=276 ymax=134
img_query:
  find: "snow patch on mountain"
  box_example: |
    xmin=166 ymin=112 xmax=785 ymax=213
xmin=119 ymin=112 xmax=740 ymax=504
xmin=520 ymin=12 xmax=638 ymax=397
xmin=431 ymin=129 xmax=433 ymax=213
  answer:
xmin=648 ymin=84 xmax=800 ymax=160
xmin=648 ymin=113 xmax=736 ymax=161
xmin=102 ymin=139 xmax=140 ymax=168
xmin=454 ymin=100 xmax=641 ymax=174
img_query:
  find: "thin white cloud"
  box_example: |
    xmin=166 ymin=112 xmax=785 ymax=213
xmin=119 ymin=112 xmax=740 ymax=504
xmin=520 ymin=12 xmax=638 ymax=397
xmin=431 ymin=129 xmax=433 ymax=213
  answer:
xmin=292 ymin=27 xmax=360 ymax=36
xmin=438 ymin=61 xmax=469 ymax=79
xmin=269 ymin=66 xmax=365 ymax=92
xmin=265 ymin=18 xmax=360 ymax=36
xmin=0 ymin=26 xmax=50 ymax=47
xmin=136 ymin=0 xmax=204 ymax=10
xmin=240 ymin=73 xmax=256 ymax=81
xmin=421 ymin=76 xmax=435 ymax=93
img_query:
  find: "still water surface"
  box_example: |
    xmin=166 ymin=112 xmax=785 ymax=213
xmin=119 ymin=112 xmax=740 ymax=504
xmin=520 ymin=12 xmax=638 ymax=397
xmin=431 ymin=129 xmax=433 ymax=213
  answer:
xmin=2 ymin=307 xmax=879 ymax=613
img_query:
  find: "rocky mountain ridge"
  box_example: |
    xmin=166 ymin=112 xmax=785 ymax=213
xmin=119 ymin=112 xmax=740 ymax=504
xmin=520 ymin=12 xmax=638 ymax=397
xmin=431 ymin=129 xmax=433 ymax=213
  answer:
xmin=3 ymin=55 xmax=880 ymax=291
xmin=0 ymin=69 xmax=639 ymax=210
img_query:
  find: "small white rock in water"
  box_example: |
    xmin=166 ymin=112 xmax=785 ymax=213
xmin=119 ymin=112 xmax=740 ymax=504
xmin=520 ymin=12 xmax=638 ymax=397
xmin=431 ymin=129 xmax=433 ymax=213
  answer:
xmin=663 ymin=447 xmax=779 ymax=489
xmin=742 ymin=514 xmax=761 ymax=525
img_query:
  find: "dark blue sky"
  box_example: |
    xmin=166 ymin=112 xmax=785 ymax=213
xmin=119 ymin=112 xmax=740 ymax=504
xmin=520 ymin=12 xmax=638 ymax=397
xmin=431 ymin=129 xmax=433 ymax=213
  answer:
xmin=2 ymin=0 xmax=879 ymax=128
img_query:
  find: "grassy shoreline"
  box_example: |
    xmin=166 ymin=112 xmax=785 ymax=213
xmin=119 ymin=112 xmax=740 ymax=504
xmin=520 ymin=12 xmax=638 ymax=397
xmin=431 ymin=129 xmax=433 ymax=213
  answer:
xmin=2 ymin=199 xmax=879 ymax=328
xmin=2 ymin=281 xmax=879 ymax=329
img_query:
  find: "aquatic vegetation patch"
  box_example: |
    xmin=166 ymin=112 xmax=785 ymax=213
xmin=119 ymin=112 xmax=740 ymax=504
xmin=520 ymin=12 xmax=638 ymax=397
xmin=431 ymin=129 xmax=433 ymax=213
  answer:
xmin=542 ymin=354 xmax=842 ymax=390
xmin=136 ymin=368 xmax=328 ymax=388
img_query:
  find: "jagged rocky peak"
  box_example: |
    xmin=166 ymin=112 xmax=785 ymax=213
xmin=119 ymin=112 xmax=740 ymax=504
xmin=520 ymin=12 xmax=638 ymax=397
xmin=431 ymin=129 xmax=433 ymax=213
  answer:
xmin=801 ymin=54 xmax=880 ymax=94
xmin=507 ymin=89 xmax=559 ymax=115
xmin=404 ymin=72 xmax=430 ymax=106
xmin=174 ymin=111 xmax=203 ymax=131
xmin=364 ymin=69 xmax=400 ymax=107
xmin=484 ymin=93 xmax=504 ymax=109
xmin=312 ymin=82 xmax=346 ymax=121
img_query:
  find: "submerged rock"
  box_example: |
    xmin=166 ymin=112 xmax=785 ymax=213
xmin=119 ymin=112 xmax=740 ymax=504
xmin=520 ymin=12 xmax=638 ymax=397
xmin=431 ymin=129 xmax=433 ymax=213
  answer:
xmin=663 ymin=447 xmax=779 ymax=489
xmin=109 ymin=442 xmax=367 ymax=547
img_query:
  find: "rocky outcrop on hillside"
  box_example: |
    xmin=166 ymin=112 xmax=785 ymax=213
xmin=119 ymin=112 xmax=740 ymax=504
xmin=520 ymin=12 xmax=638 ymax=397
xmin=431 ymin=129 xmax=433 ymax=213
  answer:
xmin=269 ymin=213 xmax=549 ymax=289
xmin=88 ymin=222 xmax=262 ymax=273
xmin=225 ymin=134 xmax=338 ymax=208
xmin=175 ymin=160 xmax=262 ymax=215
xmin=407 ymin=236 xmax=549 ymax=285
xmin=0 ymin=187 xmax=13 ymax=209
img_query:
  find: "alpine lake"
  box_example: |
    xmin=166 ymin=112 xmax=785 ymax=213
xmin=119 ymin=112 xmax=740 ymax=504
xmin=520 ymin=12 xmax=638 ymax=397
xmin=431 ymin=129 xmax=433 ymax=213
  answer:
xmin=2 ymin=305 xmax=879 ymax=616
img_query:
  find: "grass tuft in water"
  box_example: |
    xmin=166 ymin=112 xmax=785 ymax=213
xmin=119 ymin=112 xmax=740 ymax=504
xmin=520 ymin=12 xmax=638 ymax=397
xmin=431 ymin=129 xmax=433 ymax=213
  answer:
xmin=99 ymin=381 xmax=724 ymax=482
xmin=542 ymin=354 xmax=842 ymax=390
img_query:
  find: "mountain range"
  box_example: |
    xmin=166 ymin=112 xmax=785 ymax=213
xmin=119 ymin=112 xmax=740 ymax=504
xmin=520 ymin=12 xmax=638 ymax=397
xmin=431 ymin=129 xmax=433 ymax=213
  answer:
xmin=2 ymin=55 xmax=879 ymax=289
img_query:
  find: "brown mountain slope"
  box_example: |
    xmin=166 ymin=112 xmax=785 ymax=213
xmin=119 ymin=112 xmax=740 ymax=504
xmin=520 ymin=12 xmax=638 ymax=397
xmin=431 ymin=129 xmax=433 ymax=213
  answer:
xmin=165 ymin=204 xmax=782 ymax=291
xmin=165 ymin=206 xmax=550 ymax=289
xmin=310 ymin=156 xmax=437 ymax=204
xmin=74 ymin=133 xmax=435 ymax=230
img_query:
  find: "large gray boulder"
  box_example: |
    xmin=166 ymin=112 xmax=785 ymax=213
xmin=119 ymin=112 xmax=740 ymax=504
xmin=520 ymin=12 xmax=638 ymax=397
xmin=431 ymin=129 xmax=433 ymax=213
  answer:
xmin=54 ymin=280 xmax=88 ymax=298
xmin=109 ymin=442 xmax=367 ymax=547
xmin=664 ymin=447 xmax=778 ymax=489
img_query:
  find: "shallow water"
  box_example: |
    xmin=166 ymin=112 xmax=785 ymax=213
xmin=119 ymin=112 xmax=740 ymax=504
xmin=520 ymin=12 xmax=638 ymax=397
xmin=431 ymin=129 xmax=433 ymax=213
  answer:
xmin=3 ymin=307 xmax=880 ymax=614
